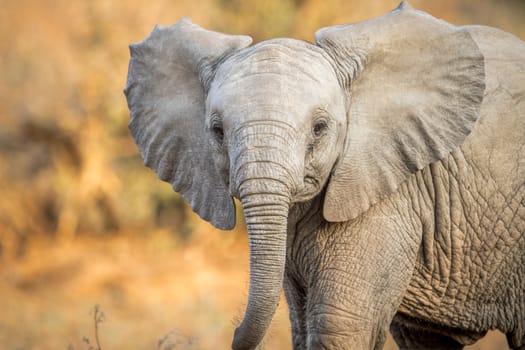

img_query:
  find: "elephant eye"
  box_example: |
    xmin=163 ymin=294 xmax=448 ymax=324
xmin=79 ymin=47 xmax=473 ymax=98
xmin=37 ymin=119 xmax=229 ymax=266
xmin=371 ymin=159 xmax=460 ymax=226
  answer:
xmin=209 ymin=116 xmax=224 ymax=145
xmin=212 ymin=124 xmax=224 ymax=144
xmin=312 ymin=120 xmax=328 ymax=138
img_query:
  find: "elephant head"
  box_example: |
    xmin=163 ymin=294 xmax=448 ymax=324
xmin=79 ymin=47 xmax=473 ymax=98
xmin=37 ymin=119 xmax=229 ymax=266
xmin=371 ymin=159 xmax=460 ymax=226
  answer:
xmin=124 ymin=2 xmax=484 ymax=349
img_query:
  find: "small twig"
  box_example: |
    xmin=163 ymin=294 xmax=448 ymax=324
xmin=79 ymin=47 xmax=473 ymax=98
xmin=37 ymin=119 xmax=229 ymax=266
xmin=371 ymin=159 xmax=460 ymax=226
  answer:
xmin=82 ymin=304 xmax=105 ymax=350
xmin=92 ymin=304 xmax=105 ymax=350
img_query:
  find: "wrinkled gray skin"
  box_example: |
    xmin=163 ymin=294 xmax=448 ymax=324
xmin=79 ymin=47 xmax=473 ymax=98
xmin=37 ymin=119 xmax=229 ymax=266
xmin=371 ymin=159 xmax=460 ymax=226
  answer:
xmin=125 ymin=2 xmax=525 ymax=349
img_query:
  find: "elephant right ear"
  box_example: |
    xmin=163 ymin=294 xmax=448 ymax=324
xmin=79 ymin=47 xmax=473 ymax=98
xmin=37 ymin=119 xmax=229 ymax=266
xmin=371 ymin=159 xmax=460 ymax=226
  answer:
xmin=124 ymin=19 xmax=252 ymax=230
xmin=316 ymin=2 xmax=485 ymax=222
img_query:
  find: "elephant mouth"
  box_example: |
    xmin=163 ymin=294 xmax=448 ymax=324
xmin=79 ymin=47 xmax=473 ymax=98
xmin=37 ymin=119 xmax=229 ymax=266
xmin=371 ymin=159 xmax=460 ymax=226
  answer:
xmin=304 ymin=175 xmax=318 ymax=186
xmin=292 ymin=175 xmax=321 ymax=202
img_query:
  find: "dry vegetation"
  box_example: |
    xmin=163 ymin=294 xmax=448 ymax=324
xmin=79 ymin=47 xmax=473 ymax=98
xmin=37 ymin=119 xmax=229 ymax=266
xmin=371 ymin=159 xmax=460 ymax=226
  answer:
xmin=0 ymin=0 xmax=523 ymax=349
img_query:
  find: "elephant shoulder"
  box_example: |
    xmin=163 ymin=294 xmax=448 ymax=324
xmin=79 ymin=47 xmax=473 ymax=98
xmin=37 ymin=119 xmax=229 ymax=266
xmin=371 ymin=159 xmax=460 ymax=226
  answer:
xmin=462 ymin=25 xmax=525 ymax=121
xmin=464 ymin=25 xmax=525 ymax=53
xmin=456 ymin=26 xmax=525 ymax=192
xmin=463 ymin=25 xmax=525 ymax=79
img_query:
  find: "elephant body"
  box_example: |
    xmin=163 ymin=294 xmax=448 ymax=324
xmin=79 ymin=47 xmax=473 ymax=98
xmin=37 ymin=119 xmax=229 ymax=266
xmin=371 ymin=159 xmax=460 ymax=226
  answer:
xmin=125 ymin=2 xmax=524 ymax=349
xmin=395 ymin=25 xmax=525 ymax=349
xmin=284 ymin=24 xmax=525 ymax=349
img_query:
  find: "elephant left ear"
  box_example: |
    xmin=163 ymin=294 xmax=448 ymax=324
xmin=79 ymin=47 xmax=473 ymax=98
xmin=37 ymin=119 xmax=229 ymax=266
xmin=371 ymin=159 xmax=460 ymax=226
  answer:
xmin=125 ymin=19 xmax=252 ymax=230
xmin=316 ymin=2 xmax=485 ymax=222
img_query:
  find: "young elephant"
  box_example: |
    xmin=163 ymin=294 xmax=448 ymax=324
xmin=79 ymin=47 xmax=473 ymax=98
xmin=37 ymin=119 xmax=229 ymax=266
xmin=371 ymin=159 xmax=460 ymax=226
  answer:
xmin=124 ymin=2 xmax=525 ymax=349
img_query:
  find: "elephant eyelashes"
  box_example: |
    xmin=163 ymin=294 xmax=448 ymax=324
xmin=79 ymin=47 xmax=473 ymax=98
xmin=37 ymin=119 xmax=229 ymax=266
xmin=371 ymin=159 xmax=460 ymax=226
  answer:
xmin=210 ymin=118 xmax=225 ymax=145
xmin=213 ymin=125 xmax=224 ymax=143
xmin=312 ymin=120 xmax=328 ymax=138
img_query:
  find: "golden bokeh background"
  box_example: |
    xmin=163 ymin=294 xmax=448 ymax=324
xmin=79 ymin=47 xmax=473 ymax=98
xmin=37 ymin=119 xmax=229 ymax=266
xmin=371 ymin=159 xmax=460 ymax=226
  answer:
xmin=0 ymin=0 xmax=523 ymax=349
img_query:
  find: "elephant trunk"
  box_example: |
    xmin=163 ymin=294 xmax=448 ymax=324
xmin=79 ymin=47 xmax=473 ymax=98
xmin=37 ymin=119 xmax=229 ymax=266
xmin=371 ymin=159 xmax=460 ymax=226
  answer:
xmin=230 ymin=123 xmax=299 ymax=349
xmin=231 ymin=189 xmax=289 ymax=350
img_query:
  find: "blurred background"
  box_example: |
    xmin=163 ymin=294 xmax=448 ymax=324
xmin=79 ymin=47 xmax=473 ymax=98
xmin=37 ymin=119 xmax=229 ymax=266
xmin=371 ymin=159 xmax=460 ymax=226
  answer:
xmin=0 ymin=0 xmax=523 ymax=349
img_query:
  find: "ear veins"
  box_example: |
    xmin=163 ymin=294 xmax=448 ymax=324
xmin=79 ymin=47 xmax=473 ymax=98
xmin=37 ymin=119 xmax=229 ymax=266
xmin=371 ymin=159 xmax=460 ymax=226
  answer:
xmin=198 ymin=50 xmax=240 ymax=94
xmin=316 ymin=37 xmax=367 ymax=91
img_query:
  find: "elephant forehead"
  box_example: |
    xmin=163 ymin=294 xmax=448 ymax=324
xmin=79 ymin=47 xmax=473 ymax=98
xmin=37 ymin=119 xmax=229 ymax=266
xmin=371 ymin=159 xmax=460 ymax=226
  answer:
xmin=223 ymin=40 xmax=334 ymax=81
xmin=210 ymin=39 xmax=340 ymax=113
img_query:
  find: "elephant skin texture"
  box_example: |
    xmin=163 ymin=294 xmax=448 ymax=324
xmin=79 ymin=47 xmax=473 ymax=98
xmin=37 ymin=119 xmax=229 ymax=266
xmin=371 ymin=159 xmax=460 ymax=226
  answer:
xmin=125 ymin=2 xmax=525 ymax=349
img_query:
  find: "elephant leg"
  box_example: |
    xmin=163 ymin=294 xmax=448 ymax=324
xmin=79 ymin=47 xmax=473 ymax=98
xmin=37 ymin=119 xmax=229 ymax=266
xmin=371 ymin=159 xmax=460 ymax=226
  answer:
xmin=284 ymin=273 xmax=307 ymax=349
xmin=305 ymin=298 xmax=389 ymax=350
xmin=304 ymin=275 xmax=391 ymax=350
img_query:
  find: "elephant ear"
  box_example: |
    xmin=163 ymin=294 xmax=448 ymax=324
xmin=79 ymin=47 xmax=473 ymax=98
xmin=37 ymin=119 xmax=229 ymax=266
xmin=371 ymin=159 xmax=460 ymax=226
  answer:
xmin=124 ymin=19 xmax=252 ymax=230
xmin=316 ymin=2 xmax=485 ymax=222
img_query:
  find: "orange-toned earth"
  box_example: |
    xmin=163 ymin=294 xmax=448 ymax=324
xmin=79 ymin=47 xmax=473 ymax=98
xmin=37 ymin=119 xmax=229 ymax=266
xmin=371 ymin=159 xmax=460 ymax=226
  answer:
xmin=0 ymin=225 xmax=509 ymax=349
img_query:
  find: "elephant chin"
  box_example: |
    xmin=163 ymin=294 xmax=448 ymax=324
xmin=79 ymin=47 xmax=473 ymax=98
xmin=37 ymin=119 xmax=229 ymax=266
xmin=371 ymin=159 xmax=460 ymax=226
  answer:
xmin=231 ymin=191 xmax=289 ymax=350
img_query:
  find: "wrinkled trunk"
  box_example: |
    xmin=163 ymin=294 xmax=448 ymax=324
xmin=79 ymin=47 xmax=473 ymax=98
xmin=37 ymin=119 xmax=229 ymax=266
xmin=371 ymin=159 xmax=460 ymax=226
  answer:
xmin=230 ymin=122 xmax=297 ymax=349
xmin=231 ymin=184 xmax=290 ymax=350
